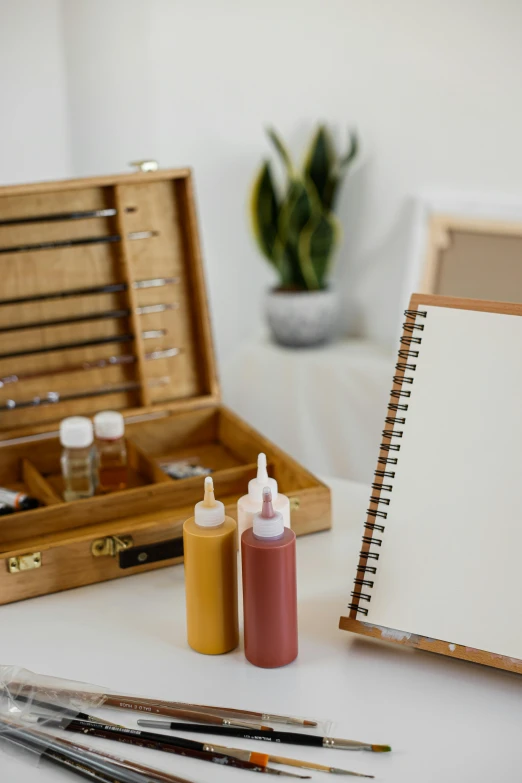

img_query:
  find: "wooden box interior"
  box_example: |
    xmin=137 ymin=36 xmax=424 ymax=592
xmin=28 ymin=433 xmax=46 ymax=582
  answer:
xmin=0 ymin=406 xmax=323 ymax=557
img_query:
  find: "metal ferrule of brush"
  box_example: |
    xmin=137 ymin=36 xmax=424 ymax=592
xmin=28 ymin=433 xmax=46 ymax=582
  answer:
xmin=322 ymin=738 xmax=372 ymax=751
xmin=204 ymin=744 xmax=250 ymax=761
xmin=223 ymin=718 xmax=263 ymax=729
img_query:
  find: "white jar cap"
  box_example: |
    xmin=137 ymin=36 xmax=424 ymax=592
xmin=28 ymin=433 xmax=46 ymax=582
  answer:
xmin=195 ymin=477 xmax=225 ymax=527
xmin=253 ymin=487 xmax=284 ymax=539
xmin=60 ymin=416 xmax=94 ymax=449
xmin=248 ymin=453 xmax=278 ymax=502
xmin=94 ymin=410 xmax=125 ymax=440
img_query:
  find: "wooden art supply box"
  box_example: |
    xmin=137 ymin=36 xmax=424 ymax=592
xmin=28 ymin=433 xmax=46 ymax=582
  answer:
xmin=0 ymin=167 xmax=331 ymax=605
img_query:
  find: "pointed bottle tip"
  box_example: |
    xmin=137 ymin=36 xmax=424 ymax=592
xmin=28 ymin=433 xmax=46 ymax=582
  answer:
xmin=203 ymin=476 xmax=216 ymax=507
xmin=261 ymin=486 xmax=275 ymax=518
xmin=257 ymin=452 xmax=269 ymax=482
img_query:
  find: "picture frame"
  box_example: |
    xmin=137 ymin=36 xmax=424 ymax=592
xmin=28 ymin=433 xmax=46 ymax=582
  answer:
xmin=403 ymin=191 xmax=522 ymax=303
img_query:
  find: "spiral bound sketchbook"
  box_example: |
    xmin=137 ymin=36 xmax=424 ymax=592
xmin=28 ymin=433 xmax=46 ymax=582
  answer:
xmin=340 ymin=294 xmax=522 ymax=674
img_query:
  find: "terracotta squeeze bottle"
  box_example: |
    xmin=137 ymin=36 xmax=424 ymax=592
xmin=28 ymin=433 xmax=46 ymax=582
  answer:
xmin=241 ymin=487 xmax=298 ymax=668
xmin=183 ymin=477 xmax=239 ymax=655
xmin=237 ymin=453 xmax=291 ymax=538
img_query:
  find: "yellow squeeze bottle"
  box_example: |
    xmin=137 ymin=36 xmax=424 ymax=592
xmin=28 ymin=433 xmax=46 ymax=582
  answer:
xmin=183 ymin=476 xmax=239 ymax=654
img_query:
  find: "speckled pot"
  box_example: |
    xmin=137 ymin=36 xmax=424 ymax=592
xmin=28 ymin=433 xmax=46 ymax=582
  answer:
xmin=265 ymin=288 xmax=339 ymax=348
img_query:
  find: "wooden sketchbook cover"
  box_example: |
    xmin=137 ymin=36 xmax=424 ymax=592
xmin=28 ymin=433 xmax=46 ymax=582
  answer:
xmin=340 ymin=293 xmax=522 ymax=674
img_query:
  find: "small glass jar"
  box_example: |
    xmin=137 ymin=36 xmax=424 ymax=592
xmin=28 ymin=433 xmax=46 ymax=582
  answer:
xmin=94 ymin=411 xmax=128 ymax=493
xmin=60 ymin=417 xmax=97 ymax=502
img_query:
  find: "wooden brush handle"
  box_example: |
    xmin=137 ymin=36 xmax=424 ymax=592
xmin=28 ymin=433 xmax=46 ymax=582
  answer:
xmin=102 ymin=696 xmax=225 ymax=725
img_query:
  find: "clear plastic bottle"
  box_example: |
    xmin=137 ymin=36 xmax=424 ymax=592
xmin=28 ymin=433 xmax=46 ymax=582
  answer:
xmin=237 ymin=453 xmax=291 ymax=539
xmin=60 ymin=417 xmax=97 ymax=501
xmin=93 ymin=411 xmax=128 ymax=493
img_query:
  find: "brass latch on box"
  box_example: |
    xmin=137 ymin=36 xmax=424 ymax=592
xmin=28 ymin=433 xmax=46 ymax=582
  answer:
xmin=7 ymin=552 xmax=42 ymax=574
xmin=91 ymin=536 xmax=134 ymax=558
xmin=290 ymin=497 xmax=301 ymax=512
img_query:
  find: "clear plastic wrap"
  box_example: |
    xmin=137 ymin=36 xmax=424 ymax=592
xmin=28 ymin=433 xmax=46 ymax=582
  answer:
xmin=0 ymin=667 xmax=194 ymax=782
xmin=0 ymin=666 xmax=106 ymax=768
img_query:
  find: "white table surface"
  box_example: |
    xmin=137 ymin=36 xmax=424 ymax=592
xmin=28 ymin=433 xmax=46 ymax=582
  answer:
xmin=1 ymin=477 xmax=521 ymax=782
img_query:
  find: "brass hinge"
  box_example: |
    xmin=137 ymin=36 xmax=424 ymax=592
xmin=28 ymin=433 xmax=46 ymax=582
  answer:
xmin=7 ymin=552 xmax=42 ymax=574
xmin=91 ymin=536 xmax=134 ymax=558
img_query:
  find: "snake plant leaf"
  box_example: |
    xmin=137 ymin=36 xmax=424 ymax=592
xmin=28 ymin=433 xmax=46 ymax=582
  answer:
xmin=277 ymin=179 xmax=314 ymax=289
xmin=323 ymin=130 xmax=359 ymax=211
xmin=298 ymin=211 xmax=341 ymax=290
xmin=339 ymin=130 xmax=359 ymax=175
xmin=250 ymin=161 xmax=282 ymax=267
xmin=303 ymin=125 xmax=336 ymax=210
xmin=266 ymin=127 xmax=295 ymax=177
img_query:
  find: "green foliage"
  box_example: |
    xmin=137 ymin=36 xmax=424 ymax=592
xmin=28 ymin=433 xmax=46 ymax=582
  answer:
xmin=250 ymin=125 xmax=358 ymax=290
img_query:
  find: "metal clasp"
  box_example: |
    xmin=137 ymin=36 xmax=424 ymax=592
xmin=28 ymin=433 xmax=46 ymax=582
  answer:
xmin=7 ymin=552 xmax=42 ymax=574
xmin=91 ymin=536 xmax=134 ymax=558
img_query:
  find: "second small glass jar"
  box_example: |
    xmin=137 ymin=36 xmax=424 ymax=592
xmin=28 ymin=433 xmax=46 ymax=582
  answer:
xmin=93 ymin=411 xmax=128 ymax=493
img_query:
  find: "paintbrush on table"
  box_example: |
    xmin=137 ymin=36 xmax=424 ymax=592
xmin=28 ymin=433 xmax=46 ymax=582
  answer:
xmin=13 ymin=683 xmax=272 ymax=730
xmin=10 ymin=692 xmax=124 ymax=728
xmin=0 ymin=718 xmax=155 ymax=783
xmin=4 ymin=719 xmax=196 ymax=783
xmin=36 ymin=717 xmax=309 ymax=778
xmin=111 ymin=696 xmax=316 ymax=728
xmin=136 ymin=721 xmax=391 ymax=753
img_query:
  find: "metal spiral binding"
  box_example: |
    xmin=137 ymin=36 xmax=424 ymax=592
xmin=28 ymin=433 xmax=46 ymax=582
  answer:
xmin=348 ymin=307 xmax=427 ymax=617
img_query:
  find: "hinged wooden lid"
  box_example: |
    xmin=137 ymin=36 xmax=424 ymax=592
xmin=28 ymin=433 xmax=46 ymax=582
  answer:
xmin=0 ymin=168 xmax=219 ymax=440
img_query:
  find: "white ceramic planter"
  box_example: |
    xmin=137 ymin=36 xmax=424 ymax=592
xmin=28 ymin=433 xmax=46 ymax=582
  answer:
xmin=265 ymin=288 xmax=339 ymax=348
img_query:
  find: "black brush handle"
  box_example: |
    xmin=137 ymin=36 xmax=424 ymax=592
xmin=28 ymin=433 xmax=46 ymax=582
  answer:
xmin=0 ymin=208 xmax=117 ymax=227
xmin=0 ymin=309 xmax=130 ymax=334
xmin=52 ymin=720 xmax=271 ymax=773
xmin=0 ymin=282 xmax=127 ymax=307
xmin=0 ymin=333 xmax=133 ymax=360
xmin=0 ymin=234 xmax=121 ymax=255
xmin=163 ymin=722 xmax=324 ymax=747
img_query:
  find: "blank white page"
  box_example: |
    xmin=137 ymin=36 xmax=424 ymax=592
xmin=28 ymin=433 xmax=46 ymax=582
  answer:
xmin=365 ymin=304 xmax=522 ymax=660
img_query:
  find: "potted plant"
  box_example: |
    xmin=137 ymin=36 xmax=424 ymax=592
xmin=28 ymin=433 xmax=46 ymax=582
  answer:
xmin=250 ymin=125 xmax=358 ymax=347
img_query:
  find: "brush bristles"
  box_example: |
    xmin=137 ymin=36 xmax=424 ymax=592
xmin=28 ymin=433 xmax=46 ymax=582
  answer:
xmin=303 ymin=720 xmax=317 ymax=727
xmin=371 ymin=744 xmax=391 ymax=753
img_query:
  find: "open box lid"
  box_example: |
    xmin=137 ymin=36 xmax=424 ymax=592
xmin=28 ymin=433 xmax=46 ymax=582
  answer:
xmin=0 ymin=166 xmax=219 ymax=441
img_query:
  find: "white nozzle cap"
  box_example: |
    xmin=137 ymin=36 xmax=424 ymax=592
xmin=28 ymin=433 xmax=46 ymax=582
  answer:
xmin=94 ymin=410 xmax=125 ymax=440
xmin=253 ymin=487 xmax=284 ymax=539
xmin=194 ymin=476 xmax=225 ymax=527
xmin=60 ymin=416 xmax=94 ymax=449
xmin=248 ymin=453 xmax=278 ymax=503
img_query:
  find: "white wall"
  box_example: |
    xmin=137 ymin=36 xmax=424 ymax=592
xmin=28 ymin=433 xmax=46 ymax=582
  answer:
xmin=3 ymin=0 xmax=522 ymax=363
xmin=0 ymin=0 xmax=71 ymax=184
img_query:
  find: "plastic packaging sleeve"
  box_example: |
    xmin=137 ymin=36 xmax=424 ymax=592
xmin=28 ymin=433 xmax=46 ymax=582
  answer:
xmin=0 ymin=666 xmax=107 ymax=766
xmin=0 ymin=722 xmax=161 ymax=783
